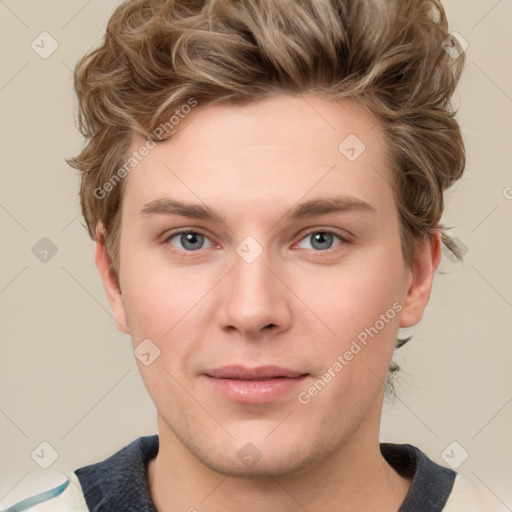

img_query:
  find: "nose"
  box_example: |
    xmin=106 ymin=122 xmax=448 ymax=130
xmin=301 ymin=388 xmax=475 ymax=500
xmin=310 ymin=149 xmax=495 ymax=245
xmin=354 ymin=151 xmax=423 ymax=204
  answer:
xmin=215 ymin=245 xmax=292 ymax=339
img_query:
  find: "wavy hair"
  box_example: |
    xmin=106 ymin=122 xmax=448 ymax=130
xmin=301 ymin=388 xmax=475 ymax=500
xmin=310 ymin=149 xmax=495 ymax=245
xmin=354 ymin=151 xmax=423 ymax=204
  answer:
xmin=66 ymin=0 xmax=466 ymax=384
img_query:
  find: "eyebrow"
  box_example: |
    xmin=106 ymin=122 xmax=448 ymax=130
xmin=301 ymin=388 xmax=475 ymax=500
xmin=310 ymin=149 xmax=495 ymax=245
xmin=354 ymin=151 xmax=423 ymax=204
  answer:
xmin=139 ymin=195 xmax=376 ymax=223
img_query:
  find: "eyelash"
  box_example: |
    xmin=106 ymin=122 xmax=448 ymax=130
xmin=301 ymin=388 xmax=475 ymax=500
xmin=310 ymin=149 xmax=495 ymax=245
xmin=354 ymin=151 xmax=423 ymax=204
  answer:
xmin=162 ymin=228 xmax=350 ymax=255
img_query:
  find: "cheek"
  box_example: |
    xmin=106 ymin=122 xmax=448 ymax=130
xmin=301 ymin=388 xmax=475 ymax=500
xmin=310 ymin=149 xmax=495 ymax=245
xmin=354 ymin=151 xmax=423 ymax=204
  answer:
xmin=301 ymin=251 xmax=404 ymax=336
xmin=294 ymin=265 xmax=402 ymax=418
xmin=120 ymin=264 xmax=206 ymax=403
xmin=295 ymin=247 xmax=405 ymax=390
xmin=121 ymin=258 xmax=204 ymax=336
xmin=120 ymin=260 xmax=218 ymax=388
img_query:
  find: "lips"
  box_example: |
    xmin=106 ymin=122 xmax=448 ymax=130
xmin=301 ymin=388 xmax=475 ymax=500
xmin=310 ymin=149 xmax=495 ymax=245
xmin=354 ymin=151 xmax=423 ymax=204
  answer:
xmin=201 ymin=365 xmax=310 ymax=403
xmin=203 ymin=365 xmax=308 ymax=380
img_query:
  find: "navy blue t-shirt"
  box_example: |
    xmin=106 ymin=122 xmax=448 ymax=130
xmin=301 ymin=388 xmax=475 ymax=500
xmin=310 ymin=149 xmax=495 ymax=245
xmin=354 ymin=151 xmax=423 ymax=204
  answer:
xmin=74 ymin=435 xmax=456 ymax=511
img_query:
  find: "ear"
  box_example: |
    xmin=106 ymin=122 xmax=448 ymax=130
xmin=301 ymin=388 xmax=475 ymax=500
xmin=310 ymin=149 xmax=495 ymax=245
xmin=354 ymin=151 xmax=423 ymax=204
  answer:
xmin=95 ymin=224 xmax=130 ymax=334
xmin=399 ymin=232 xmax=442 ymax=328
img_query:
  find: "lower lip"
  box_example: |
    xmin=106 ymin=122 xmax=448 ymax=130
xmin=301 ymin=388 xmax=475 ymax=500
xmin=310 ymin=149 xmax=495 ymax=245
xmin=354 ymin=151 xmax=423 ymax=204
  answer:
xmin=202 ymin=375 xmax=309 ymax=403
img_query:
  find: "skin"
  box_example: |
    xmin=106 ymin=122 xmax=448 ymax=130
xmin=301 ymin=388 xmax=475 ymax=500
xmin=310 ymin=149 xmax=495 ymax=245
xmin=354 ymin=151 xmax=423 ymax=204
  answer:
xmin=96 ymin=94 xmax=441 ymax=511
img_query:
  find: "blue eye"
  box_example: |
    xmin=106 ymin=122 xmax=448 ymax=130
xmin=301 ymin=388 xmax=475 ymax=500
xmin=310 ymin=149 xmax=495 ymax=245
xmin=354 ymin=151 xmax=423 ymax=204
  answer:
xmin=297 ymin=231 xmax=345 ymax=251
xmin=166 ymin=231 xmax=213 ymax=251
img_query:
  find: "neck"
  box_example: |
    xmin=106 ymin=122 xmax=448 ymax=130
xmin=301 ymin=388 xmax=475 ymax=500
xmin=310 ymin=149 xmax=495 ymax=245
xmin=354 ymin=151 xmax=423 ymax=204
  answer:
xmin=147 ymin=413 xmax=411 ymax=512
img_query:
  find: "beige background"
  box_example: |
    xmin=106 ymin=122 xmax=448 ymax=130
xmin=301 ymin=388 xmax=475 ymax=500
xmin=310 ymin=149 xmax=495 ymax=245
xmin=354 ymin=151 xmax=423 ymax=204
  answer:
xmin=0 ymin=0 xmax=511 ymax=508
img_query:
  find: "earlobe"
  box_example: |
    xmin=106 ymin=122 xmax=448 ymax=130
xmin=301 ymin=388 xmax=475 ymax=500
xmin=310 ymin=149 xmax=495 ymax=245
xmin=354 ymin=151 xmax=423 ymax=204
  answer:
xmin=94 ymin=225 xmax=130 ymax=334
xmin=399 ymin=232 xmax=442 ymax=328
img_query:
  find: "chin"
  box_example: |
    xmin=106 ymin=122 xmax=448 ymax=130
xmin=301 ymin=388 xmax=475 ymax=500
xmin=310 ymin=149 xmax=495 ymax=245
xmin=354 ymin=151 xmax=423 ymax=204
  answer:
xmin=187 ymin=433 xmax=330 ymax=480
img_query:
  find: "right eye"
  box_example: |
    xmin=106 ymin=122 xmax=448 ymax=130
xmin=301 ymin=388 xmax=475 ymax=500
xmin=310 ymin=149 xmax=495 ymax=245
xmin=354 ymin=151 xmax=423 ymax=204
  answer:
xmin=163 ymin=230 xmax=215 ymax=252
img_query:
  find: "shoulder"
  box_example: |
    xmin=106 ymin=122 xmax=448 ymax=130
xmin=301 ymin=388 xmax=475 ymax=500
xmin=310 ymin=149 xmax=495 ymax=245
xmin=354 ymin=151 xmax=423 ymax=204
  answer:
xmin=380 ymin=442 xmax=506 ymax=512
xmin=73 ymin=435 xmax=159 ymax=511
xmin=443 ymin=473 xmax=508 ymax=512
xmin=0 ymin=472 xmax=89 ymax=512
xmin=73 ymin=434 xmax=158 ymax=486
xmin=381 ymin=442 xmax=456 ymax=510
xmin=0 ymin=436 xmax=158 ymax=512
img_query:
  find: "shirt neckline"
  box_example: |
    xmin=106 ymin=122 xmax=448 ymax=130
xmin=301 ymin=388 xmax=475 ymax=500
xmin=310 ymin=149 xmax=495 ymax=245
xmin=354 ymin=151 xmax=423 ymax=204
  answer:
xmin=75 ymin=435 xmax=456 ymax=511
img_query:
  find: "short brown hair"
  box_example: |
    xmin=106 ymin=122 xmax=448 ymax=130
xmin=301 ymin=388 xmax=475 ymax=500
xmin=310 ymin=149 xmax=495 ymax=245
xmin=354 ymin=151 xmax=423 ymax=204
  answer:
xmin=67 ymin=0 xmax=465 ymax=370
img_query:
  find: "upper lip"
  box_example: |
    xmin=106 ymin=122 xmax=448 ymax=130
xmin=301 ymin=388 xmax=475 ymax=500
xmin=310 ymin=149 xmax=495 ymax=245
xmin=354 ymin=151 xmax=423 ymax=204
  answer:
xmin=203 ymin=365 xmax=308 ymax=380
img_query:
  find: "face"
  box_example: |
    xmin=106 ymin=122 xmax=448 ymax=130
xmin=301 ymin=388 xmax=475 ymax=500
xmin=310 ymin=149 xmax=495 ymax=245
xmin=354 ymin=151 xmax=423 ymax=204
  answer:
xmin=97 ymin=94 xmax=439 ymax=478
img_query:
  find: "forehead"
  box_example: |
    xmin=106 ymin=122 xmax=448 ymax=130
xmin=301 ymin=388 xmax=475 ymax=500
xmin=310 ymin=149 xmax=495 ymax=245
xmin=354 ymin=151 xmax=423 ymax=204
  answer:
xmin=122 ymin=95 xmax=394 ymax=220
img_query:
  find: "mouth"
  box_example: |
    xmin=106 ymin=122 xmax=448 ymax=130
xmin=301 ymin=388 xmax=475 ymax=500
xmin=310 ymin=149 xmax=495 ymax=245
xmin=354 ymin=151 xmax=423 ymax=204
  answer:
xmin=201 ymin=365 xmax=310 ymax=403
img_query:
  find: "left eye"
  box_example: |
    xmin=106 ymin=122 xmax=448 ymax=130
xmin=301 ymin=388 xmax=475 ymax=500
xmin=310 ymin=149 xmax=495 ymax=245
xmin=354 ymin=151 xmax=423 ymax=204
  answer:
xmin=296 ymin=231 xmax=344 ymax=251
xmin=164 ymin=230 xmax=345 ymax=253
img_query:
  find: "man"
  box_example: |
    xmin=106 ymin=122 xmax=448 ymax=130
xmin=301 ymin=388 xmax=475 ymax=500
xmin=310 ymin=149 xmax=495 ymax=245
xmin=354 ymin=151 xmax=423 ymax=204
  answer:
xmin=2 ymin=0 xmax=499 ymax=510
